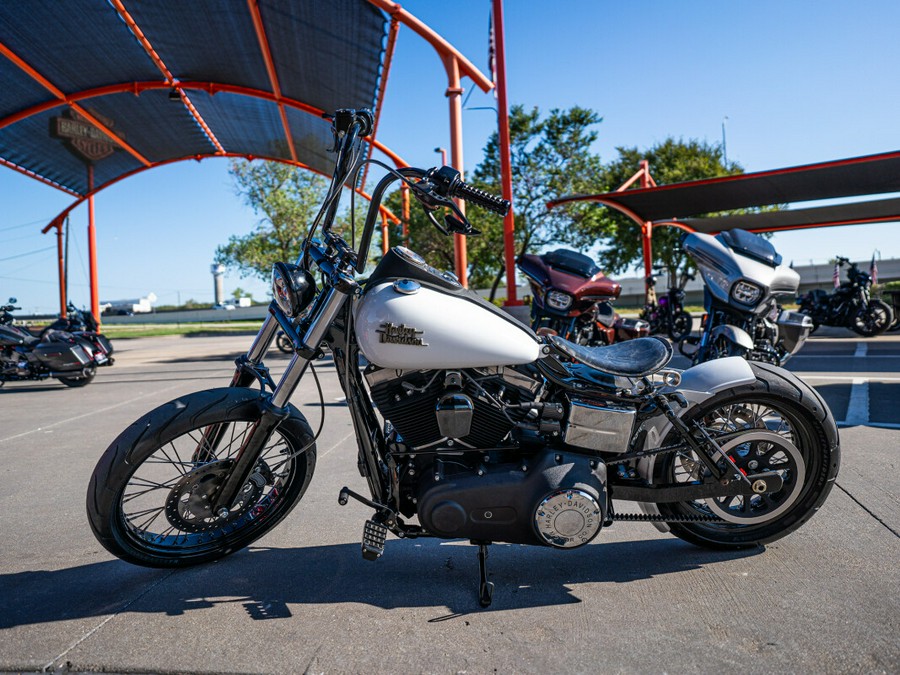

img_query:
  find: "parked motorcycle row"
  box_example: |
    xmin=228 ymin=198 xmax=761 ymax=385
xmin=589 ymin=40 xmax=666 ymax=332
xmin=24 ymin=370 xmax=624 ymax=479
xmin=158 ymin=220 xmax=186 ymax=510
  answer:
xmin=0 ymin=298 xmax=113 ymax=388
xmin=87 ymin=110 xmax=840 ymax=609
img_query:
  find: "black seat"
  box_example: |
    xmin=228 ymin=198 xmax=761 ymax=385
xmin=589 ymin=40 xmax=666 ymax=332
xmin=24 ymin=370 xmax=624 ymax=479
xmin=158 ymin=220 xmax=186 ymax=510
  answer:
xmin=549 ymin=335 xmax=673 ymax=378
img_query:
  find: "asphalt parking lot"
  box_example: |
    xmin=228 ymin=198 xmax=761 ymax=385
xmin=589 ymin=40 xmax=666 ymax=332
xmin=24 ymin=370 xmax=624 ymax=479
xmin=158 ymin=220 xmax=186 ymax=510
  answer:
xmin=1 ymin=329 xmax=897 ymax=673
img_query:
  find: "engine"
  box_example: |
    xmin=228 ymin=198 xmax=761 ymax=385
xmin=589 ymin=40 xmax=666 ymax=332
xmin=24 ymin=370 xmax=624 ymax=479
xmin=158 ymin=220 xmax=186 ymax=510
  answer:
xmin=364 ymin=364 xmax=609 ymax=548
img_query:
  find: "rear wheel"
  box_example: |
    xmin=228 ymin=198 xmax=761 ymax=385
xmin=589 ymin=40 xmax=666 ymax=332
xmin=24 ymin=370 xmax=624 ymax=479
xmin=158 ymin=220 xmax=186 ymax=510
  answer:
xmin=87 ymin=387 xmax=316 ymax=567
xmin=654 ymin=363 xmax=839 ymax=549
xmin=57 ymin=364 xmax=95 ymax=387
xmin=852 ymin=299 xmax=892 ymax=337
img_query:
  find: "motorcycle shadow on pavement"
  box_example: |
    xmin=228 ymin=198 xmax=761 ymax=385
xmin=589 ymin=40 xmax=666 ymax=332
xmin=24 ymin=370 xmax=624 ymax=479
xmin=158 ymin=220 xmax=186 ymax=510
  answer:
xmin=0 ymin=538 xmax=761 ymax=627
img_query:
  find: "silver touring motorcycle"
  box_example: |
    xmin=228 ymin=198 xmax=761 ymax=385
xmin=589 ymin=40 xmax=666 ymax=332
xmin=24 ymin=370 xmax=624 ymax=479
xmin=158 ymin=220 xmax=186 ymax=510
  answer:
xmin=88 ymin=110 xmax=840 ymax=607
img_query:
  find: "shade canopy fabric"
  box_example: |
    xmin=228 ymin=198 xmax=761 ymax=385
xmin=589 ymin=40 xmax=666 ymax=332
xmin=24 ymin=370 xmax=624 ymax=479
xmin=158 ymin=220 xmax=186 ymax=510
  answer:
xmin=0 ymin=0 xmax=388 ymax=198
xmin=550 ymin=150 xmax=900 ymax=234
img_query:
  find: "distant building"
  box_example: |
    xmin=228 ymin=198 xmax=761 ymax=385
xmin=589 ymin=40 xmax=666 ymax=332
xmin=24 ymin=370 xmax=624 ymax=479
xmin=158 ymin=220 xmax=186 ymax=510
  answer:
xmin=101 ymin=292 xmax=157 ymax=315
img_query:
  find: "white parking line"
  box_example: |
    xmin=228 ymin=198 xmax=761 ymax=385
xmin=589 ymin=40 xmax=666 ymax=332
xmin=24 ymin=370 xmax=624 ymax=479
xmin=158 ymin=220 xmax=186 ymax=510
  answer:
xmin=854 ymin=343 xmax=868 ymax=358
xmin=842 ymin=378 xmax=869 ymax=426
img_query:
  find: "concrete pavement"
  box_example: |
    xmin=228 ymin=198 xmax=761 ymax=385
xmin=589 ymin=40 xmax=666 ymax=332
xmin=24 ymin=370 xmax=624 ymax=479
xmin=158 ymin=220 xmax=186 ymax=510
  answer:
xmin=0 ymin=332 xmax=897 ymax=673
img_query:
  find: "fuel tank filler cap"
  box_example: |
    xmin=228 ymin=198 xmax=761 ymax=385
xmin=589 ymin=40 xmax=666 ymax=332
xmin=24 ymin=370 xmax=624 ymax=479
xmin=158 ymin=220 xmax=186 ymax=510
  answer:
xmin=392 ymin=279 xmax=420 ymax=295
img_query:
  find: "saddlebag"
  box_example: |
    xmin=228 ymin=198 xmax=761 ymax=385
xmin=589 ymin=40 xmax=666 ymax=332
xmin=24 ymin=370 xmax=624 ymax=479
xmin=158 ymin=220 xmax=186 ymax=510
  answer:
xmin=777 ymin=310 xmax=813 ymax=355
xmin=33 ymin=339 xmax=92 ymax=371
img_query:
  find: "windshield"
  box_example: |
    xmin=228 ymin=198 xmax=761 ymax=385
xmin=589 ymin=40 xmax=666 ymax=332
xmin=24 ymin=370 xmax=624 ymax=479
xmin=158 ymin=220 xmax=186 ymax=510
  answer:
xmin=716 ymin=229 xmax=782 ymax=267
xmin=544 ymin=249 xmax=601 ymax=278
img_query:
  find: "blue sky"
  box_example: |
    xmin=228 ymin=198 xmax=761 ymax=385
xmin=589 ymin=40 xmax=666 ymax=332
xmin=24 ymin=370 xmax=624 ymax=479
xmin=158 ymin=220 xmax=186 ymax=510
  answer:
xmin=3 ymin=0 xmax=900 ymax=314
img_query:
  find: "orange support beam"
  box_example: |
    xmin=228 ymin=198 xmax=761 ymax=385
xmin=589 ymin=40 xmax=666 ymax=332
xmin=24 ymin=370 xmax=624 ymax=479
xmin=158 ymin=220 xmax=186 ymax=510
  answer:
xmin=445 ymin=56 xmax=468 ymax=287
xmin=247 ymin=0 xmax=297 ymax=162
xmin=492 ymin=0 xmax=521 ymax=306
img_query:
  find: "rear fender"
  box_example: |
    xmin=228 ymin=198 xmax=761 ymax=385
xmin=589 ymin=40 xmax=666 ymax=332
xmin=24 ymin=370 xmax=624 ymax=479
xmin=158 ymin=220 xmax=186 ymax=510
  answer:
xmin=631 ymin=357 xmax=756 ymax=530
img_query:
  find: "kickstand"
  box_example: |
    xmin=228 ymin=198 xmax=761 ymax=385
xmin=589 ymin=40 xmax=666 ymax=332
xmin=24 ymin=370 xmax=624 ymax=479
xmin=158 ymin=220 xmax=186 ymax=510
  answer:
xmin=475 ymin=541 xmax=494 ymax=608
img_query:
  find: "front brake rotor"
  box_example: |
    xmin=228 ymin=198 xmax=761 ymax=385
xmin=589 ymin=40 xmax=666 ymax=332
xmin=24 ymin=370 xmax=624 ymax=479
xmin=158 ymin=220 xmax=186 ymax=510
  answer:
xmin=164 ymin=459 xmax=269 ymax=533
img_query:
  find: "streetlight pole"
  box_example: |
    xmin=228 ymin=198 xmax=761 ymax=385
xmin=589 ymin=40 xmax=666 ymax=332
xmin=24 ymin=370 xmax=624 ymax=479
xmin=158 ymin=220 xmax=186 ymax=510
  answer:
xmin=721 ymin=115 xmax=729 ymax=166
xmin=434 ymin=146 xmax=447 ymax=166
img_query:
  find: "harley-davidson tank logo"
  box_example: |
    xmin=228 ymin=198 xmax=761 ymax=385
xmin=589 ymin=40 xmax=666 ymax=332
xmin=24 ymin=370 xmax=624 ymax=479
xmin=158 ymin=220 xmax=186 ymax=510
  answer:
xmin=377 ymin=322 xmax=428 ymax=346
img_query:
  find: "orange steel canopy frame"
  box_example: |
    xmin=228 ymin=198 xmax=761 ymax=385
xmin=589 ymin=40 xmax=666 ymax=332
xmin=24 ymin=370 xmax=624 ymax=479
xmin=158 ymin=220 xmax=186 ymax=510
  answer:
xmin=0 ymin=0 xmax=496 ymax=323
xmin=549 ymin=150 xmax=900 ymax=301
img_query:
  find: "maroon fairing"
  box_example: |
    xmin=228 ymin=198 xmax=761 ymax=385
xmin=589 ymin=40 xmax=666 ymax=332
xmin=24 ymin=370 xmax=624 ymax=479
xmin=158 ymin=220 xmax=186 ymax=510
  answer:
xmin=518 ymin=253 xmax=621 ymax=318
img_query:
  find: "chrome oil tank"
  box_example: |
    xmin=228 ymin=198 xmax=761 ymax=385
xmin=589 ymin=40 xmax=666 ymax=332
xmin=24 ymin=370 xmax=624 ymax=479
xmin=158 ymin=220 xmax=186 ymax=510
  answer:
xmin=355 ymin=280 xmax=541 ymax=369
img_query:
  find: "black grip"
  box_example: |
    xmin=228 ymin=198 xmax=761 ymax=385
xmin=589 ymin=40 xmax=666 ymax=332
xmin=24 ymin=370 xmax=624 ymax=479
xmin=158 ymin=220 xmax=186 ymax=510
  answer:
xmin=453 ymin=181 xmax=510 ymax=216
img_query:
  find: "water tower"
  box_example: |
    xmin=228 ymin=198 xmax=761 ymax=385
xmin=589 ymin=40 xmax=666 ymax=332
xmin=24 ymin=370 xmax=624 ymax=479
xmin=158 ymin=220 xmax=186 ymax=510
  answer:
xmin=211 ymin=263 xmax=225 ymax=306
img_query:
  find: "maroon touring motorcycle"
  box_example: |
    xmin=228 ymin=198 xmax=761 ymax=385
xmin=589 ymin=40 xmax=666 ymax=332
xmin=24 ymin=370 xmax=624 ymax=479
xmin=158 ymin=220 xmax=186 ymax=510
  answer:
xmin=517 ymin=249 xmax=648 ymax=346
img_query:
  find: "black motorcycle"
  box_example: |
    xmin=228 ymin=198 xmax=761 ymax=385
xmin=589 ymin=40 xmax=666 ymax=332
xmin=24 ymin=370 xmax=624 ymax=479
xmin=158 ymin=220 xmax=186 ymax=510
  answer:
xmin=640 ymin=267 xmax=694 ymax=341
xmin=798 ymin=257 xmax=893 ymax=337
xmin=0 ymin=298 xmax=100 ymax=387
xmin=42 ymin=302 xmax=115 ymax=366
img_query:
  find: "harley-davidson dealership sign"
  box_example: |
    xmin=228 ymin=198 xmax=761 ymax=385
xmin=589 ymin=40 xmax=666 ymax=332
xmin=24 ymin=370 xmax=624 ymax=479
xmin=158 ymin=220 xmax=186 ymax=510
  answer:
xmin=50 ymin=109 xmax=123 ymax=163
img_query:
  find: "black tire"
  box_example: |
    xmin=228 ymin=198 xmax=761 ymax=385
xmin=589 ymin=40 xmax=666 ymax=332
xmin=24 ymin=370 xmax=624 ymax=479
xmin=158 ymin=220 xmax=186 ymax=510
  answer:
xmin=852 ymin=299 xmax=892 ymax=337
xmin=655 ymin=362 xmax=839 ymax=549
xmin=57 ymin=365 xmax=95 ymax=387
xmin=86 ymin=387 xmax=316 ymax=568
xmin=275 ymin=331 xmax=293 ymax=354
xmin=668 ymin=311 xmax=693 ymax=341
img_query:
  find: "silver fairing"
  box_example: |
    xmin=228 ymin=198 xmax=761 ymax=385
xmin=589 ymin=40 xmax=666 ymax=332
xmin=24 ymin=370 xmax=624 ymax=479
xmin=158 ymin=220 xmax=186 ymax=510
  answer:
xmin=683 ymin=232 xmax=799 ymax=312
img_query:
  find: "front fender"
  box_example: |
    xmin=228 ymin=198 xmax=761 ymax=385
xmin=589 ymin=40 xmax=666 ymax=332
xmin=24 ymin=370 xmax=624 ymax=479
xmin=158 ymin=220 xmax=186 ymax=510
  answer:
xmin=709 ymin=324 xmax=754 ymax=351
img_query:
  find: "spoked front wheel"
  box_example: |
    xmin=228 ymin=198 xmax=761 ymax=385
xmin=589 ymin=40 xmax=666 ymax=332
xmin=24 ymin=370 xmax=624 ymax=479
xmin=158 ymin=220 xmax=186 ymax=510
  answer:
xmin=852 ymin=299 xmax=893 ymax=337
xmin=668 ymin=310 xmax=693 ymax=341
xmin=654 ymin=363 xmax=839 ymax=549
xmin=87 ymin=387 xmax=316 ymax=567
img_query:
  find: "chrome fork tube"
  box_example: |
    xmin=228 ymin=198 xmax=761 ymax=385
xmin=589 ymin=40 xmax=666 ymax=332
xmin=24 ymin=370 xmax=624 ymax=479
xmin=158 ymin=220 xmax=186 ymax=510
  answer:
xmin=247 ymin=314 xmax=279 ymax=364
xmin=270 ymin=286 xmax=348 ymax=409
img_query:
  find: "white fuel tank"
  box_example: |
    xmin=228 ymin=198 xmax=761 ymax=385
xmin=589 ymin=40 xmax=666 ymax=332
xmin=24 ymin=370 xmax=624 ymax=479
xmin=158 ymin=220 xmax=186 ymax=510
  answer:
xmin=354 ymin=281 xmax=541 ymax=369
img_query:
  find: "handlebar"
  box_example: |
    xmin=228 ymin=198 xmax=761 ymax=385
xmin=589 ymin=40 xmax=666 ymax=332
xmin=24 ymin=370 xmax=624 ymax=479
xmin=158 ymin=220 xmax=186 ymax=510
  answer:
xmin=428 ymin=166 xmax=510 ymax=215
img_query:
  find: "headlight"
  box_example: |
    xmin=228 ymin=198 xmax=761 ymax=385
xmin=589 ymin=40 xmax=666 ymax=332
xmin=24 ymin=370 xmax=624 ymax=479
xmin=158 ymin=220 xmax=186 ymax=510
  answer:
xmin=546 ymin=290 xmax=573 ymax=311
xmin=272 ymin=262 xmax=316 ymax=318
xmin=731 ymin=280 xmax=762 ymax=306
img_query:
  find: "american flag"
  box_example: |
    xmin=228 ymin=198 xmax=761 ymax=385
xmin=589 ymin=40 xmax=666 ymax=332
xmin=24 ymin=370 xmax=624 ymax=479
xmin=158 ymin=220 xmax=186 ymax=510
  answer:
xmin=870 ymin=254 xmax=879 ymax=285
xmin=833 ymin=262 xmax=840 ymax=288
xmin=488 ymin=12 xmax=497 ymax=96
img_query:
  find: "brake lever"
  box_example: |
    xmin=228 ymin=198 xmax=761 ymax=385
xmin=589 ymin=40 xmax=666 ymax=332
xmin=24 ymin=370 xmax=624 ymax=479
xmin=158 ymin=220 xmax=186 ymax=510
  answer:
xmin=425 ymin=208 xmax=450 ymax=235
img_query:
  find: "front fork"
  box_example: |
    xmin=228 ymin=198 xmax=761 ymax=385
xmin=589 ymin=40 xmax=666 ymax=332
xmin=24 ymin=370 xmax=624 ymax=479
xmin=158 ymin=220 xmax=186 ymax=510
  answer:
xmin=204 ymin=286 xmax=350 ymax=513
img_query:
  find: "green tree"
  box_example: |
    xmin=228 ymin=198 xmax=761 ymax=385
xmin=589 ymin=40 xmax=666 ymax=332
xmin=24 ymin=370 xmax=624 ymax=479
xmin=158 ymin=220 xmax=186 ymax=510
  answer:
xmin=215 ymin=160 xmax=330 ymax=281
xmin=575 ymin=138 xmax=746 ymax=288
xmin=385 ymin=106 xmax=606 ymax=299
xmin=469 ymin=105 xmax=607 ymax=298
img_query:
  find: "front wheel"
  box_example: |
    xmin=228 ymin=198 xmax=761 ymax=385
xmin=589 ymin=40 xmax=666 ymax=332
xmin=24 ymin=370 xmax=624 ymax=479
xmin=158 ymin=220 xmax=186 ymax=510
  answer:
xmin=655 ymin=362 xmax=839 ymax=549
xmin=852 ymin=299 xmax=892 ymax=337
xmin=668 ymin=310 xmax=693 ymax=341
xmin=87 ymin=387 xmax=316 ymax=567
xmin=275 ymin=331 xmax=293 ymax=354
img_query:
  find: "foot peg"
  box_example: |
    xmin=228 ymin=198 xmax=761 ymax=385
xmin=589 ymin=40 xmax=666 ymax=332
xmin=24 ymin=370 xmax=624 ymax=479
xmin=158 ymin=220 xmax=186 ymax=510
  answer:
xmin=362 ymin=519 xmax=387 ymax=561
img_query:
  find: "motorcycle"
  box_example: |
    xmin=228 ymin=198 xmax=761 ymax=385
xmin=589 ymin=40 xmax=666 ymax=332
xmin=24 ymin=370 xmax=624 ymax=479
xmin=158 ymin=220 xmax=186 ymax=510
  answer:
xmin=679 ymin=229 xmax=813 ymax=367
xmin=1 ymin=298 xmax=100 ymax=387
xmin=640 ymin=267 xmax=694 ymax=341
xmin=42 ymin=302 xmax=114 ymax=366
xmin=797 ymin=257 xmax=893 ymax=337
xmin=517 ymin=248 xmax=649 ymax=345
xmin=87 ymin=110 xmax=839 ymax=608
